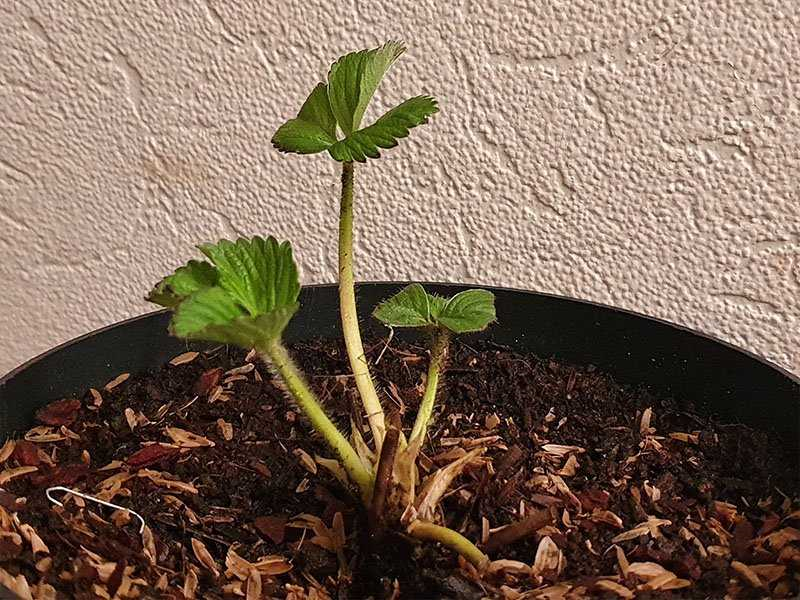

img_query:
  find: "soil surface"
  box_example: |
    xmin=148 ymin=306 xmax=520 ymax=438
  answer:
xmin=0 ymin=338 xmax=797 ymax=599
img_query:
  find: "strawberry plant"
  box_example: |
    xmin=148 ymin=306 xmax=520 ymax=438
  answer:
xmin=149 ymin=42 xmax=497 ymax=567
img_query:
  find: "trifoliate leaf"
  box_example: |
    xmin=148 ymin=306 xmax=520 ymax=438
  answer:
xmin=437 ymin=289 xmax=496 ymax=334
xmin=328 ymin=95 xmax=438 ymax=163
xmin=272 ymin=42 xmax=437 ymax=162
xmin=327 ymin=41 xmax=405 ymax=136
xmin=147 ymin=260 xmax=218 ymax=308
xmin=373 ymin=285 xmax=496 ymax=334
xmin=271 ymin=83 xmax=338 ymax=154
xmin=149 ymin=236 xmax=301 ymax=350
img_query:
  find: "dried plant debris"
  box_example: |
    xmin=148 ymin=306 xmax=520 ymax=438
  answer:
xmin=0 ymin=340 xmax=796 ymax=598
xmin=169 ymin=351 xmax=199 ymax=366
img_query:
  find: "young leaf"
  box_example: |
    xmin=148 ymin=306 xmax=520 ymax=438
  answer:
xmin=172 ymin=287 xmax=244 ymax=338
xmin=271 ymin=83 xmax=338 ymax=155
xmin=174 ymin=295 xmax=299 ymax=348
xmin=373 ymin=285 xmax=496 ymax=334
xmin=328 ymin=96 xmax=438 ymax=163
xmin=271 ymin=42 xmax=438 ymax=162
xmin=437 ymin=289 xmax=496 ymax=334
xmin=327 ymin=41 xmax=405 ymax=136
xmin=372 ymin=283 xmax=432 ymax=327
xmin=148 ymin=236 xmax=301 ymax=350
xmin=147 ymin=261 xmax=218 ymax=308
xmin=198 ymin=237 xmax=299 ymax=317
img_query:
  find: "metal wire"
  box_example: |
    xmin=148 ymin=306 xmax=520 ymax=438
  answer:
xmin=45 ymin=485 xmax=146 ymax=534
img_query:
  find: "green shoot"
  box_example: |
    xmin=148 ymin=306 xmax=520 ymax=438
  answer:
xmin=339 ymin=162 xmax=386 ymax=449
xmin=272 ymin=42 xmax=439 ymax=451
xmin=147 ymin=236 xmax=373 ymax=499
xmin=412 ymin=329 xmax=449 ymax=442
xmin=374 ymin=284 xmax=496 ymax=443
xmin=407 ymin=521 xmax=488 ymax=568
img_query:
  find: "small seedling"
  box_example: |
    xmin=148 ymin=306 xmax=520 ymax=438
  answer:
xmin=272 ymin=40 xmax=438 ymax=451
xmin=149 ymin=42 xmax=497 ymax=568
xmin=373 ymin=283 xmax=496 ymax=442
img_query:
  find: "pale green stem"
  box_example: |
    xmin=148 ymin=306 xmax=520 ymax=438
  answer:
xmin=339 ymin=161 xmax=386 ymax=449
xmin=409 ymin=328 xmax=450 ymax=442
xmin=261 ymin=341 xmax=373 ymax=500
xmin=407 ymin=521 xmax=488 ymax=567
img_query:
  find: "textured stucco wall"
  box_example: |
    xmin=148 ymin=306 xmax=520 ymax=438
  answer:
xmin=1 ymin=1 xmax=798 ymax=376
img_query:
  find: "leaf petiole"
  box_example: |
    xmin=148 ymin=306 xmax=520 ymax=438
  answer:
xmin=339 ymin=161 xmax=387 ymax=450
xmin=409 ymin=328 xmax=450 ymax=443
xmin=261 ymin=340 xmax=373 ymax=500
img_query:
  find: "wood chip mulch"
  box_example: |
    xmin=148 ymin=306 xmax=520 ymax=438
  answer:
xmin=0 ymin=339 xmax=796 ymax=599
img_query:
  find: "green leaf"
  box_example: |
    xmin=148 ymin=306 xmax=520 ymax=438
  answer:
xmin=298 ymin=82 xmax=337 ymax=139
xmin=150 ymin=236 xmax=301 ymax=349
xmin=373 ymin=285 xmax=496 ymax=334
xmin=172 ymin=287 xmax=246 ymax=338
xmin=328 ymin=95 xmax=438 ymax=163
xmin=437 ymin=289 xmax=496 ymax=333
xmin=272 ymin=83 xmax=338 ymax=155
xmin=147 ymin=260 xmax=218 ymax=308
xmin=373 ymin=283 xmax=433 ymax=328
xmin=271 ymin=118 xmax=335 ymax=155
xmin=173 ymin=288 xmax=299 ymax=347
xmin=327 ymin=41 xmax=405 ymax=137
xmin=272 ymin=42 xmax=438 ymax=162
xmin=198 ymin=237 xmax=300 ymax=317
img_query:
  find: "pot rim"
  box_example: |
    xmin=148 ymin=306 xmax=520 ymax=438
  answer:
xmin=3 ymin=281 xmax=797 ymax=386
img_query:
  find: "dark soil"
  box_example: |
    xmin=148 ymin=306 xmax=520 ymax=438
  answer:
xmin=0 ymin=338 xmax=797 ymax=599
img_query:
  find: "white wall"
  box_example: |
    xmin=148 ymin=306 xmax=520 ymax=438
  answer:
xmin=1 ymin=0 xmax=798 ymax=375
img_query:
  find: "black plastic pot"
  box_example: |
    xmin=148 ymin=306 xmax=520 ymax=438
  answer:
xmin=2 ymin=283 xmax=799 ymax=449
xmin=0 ymin=283 xmax=797 ymax=597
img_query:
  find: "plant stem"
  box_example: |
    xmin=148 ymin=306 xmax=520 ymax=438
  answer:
xmin=339 ymin=161 xmax=386 ymax=449
xmin=409 ymin=328 xmax=450 ymax=442
xmin=407 ymin=521 xmax=488 ymax=567
xmin=261 ymin=341 xmax=373 ymax=500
